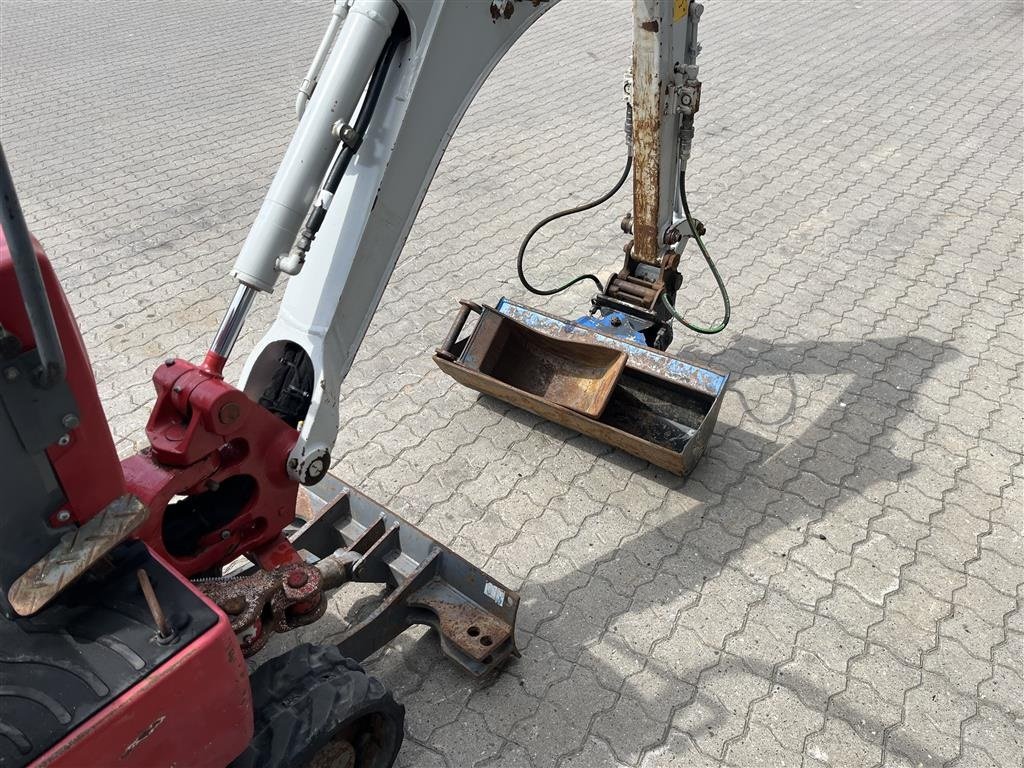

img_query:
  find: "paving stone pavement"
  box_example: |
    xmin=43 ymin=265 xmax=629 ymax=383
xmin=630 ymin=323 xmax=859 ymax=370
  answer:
xmin=2 ymin=1 xmax=1022 ymax=766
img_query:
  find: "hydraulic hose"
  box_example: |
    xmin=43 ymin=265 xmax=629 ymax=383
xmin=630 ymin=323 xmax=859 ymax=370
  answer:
xmin=321 ymin=29 xmax=400 ymax=192
xmin=660 ymin=170 xmax=730 ymax=334
xmin=516 ymin=154 xmax=633 ymax=297
xmin=295 ymin=0 xmax=350 ymax=120
xmin=290 ymin=29 xmax=403 ymax=261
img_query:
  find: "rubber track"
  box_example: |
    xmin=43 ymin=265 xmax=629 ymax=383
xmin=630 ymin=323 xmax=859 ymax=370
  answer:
xmin=231 ymin=644 xmax=404 ymax=768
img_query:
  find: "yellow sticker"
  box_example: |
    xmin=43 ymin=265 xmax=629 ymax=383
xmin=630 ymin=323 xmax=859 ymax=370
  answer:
xmin=674 ymin=0 xmax=689 ymax=22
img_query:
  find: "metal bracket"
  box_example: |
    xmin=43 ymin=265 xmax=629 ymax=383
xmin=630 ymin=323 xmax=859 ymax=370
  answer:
xmin=672 ymin=75 xmax=701 ymax=116
xmin=194 ymin=561 xmax=327 ymax=656
xmin=331 ymin=120 xmax=362 ymax=152
xmin=0 ymin=346 xmax=79 ymax=453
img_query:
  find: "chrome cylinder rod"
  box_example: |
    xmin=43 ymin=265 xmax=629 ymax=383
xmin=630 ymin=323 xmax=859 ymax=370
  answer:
xmin=208 ymin=284 xmax=257 ymax=364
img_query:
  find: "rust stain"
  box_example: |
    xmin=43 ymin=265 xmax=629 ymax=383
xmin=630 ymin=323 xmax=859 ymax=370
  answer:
xmin=295 ymin=486 xmax=315 ymax=525
xmin=457 ymin=309 xmax=625 ymax=418
xmin=631 ymin=10 xmax=663 ymax=267
xmin=121 ymin=716 xmax=166 ymax=757
xmin=420 ymin=598 xmax=512 ymax=662
xmin=631 ymin=100 xmax=661 ymax=266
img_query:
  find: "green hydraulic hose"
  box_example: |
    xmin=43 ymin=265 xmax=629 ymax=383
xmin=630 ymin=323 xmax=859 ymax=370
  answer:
xmin=661 ymin=170 xmax=730 ymax=334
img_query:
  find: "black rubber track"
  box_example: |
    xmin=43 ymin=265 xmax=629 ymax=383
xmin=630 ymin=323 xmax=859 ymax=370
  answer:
xmin=231 ymin=644 xmax=404 ymax=768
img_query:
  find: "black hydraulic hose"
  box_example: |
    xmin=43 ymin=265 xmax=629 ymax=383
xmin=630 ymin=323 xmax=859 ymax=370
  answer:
xmin=0 ymin=144 xmax=65 ymax=386
xmin=660 ymin=169 xmax=730 ymax=334
xmin=294 ymin=30 xmax=404 ymax=254
xmin=322 ymin=30 xmax=401 ymax=195
xmin=517 ymin=154 xmax=633 ymax=297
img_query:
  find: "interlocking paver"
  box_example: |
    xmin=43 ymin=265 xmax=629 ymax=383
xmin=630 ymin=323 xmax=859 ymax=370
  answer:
xmin=3 ymin=0 xmax=1021 ymax=766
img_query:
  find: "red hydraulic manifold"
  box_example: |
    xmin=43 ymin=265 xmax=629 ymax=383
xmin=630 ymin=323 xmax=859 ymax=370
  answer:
xmin=121 ymin=357 xmax=303 ymax=577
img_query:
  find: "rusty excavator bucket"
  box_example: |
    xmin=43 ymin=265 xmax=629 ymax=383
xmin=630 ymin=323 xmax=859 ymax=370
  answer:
xmin=434 ymin=299 xmax=728 ymax=477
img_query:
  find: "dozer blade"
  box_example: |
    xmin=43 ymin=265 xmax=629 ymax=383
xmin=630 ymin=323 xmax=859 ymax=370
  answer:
xmin=434 ymin=299 xmax=728 ymax=476
xmin=291 ymin=477 xmax=520 ymax=676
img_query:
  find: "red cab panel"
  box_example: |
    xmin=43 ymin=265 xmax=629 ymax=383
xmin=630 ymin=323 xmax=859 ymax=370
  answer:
xmin=0 ymin=230 xmax=125 ymax=523
xmin=30 ymin=550 xmax=253 ymax=768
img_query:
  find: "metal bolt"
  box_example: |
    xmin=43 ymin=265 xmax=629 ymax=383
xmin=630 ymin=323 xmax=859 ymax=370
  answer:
xmin=3 ymin=366 xmax=18 ymax=381
xmin=332 ymin=122 xmax=363 ymax=154
xmin=610 ymin=316 xmax=623 ymax=327
xmin=57 ymin=434 xmax=71 ymax=446
xmin=62 ymin=413 xmax=80 ymax=430
xmin=301 ymin=454 xmax=329 ymax=485
xmin=56 ymin=510 xmax=72 ymax=523
xmin=286 ymin=570 xmax=308 ymax=588
xmin=222 ymin=597 xmax=247 ymax=616
xmin=218 ymin=402 xmax=242 ymax=425
xmin=220 ymin=530 xmax=231 ymax=540
xmin=664 ymin=228 xmax=682 ymax=245
xmin=137 ymin=569 xmax=173 ymax=641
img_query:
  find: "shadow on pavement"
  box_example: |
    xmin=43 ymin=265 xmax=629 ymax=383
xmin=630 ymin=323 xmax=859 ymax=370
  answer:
xmin=404 ymin=331 xmax=953 ymax=766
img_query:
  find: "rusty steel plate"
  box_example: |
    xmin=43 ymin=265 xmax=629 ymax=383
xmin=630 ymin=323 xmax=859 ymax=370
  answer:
xmin=409 ymin=578 xmax=514 ymax=663
xmin=459 ymin=307 xmax=627 ymax=418
xmin=7 ymin=495 xmax=149 ymax=616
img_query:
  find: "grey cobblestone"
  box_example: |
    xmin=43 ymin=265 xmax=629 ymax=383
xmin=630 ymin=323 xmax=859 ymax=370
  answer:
xmin=2 ymin=0 xmax=1021 ymax=766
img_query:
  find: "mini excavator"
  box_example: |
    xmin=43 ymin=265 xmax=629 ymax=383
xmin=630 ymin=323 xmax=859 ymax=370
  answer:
xmin=0 ymin=1 xmax=727 ymax=766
